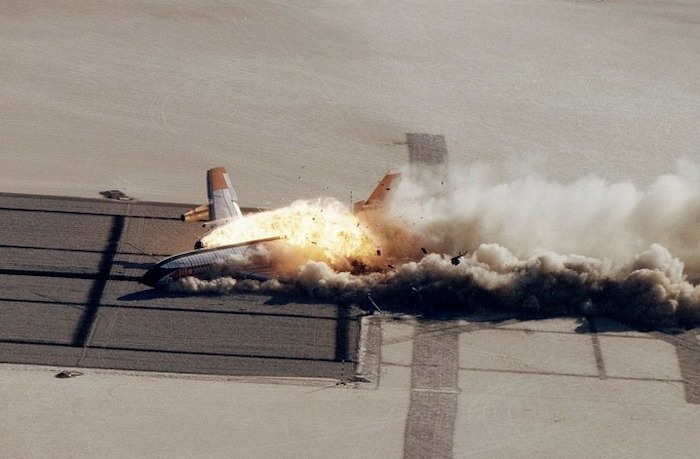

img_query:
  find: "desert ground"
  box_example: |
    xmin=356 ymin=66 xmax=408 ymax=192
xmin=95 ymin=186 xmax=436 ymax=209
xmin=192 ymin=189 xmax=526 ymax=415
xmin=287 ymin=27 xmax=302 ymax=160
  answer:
xmin=2 ymin=2 xmax=700 ymax=458
xmin=2 ymin=1 xmax=698 ymax=207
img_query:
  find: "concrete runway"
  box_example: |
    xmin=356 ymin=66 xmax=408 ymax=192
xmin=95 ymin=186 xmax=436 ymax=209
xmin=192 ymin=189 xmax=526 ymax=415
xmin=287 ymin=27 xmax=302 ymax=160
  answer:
xmin=2 ymin=314 xmax=699 ymax=458
xmin=0 ymin=193 xmax=362 ymax=379
xmin=1 ymin=188 xmax=700 ymax=458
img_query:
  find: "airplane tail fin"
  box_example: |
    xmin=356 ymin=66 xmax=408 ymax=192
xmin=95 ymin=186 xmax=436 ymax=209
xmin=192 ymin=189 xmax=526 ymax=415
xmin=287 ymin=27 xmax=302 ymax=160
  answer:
xmin=353 ymin=172 xmax=401 ymax=213
xmin=181 ymin=167 xmax=243 ymax=228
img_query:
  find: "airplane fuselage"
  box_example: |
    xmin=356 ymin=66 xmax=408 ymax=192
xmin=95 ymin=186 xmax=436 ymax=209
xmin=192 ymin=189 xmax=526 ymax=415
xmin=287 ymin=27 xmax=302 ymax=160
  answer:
xmin=140 ymin=236 xmax=283 ymax=287
xmin=140 ymin=165 xmax=398 ymax=289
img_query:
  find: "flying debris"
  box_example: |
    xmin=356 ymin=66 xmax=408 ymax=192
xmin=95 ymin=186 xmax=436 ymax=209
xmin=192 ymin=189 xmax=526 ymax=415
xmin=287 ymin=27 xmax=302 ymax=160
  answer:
xmin=450 ymin=251 xmax=467 ymax=266
xmin=100 ymin=190 xmax=132 ymax=201
xmin=352 ymin=172 xmax=401 ymax=213
xmin=138 ymin=159 xmax=700 ymax=329
xmin=367 ymin=294 xmax=384 ymax=314
xmin=55 ymin=371 xmax=83 ymax=379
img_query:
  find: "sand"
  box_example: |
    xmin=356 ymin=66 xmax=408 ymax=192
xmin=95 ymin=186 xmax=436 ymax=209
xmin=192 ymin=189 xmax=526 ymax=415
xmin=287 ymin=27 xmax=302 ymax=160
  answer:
xmin=2 ymin=1 xmax=699 ymax=207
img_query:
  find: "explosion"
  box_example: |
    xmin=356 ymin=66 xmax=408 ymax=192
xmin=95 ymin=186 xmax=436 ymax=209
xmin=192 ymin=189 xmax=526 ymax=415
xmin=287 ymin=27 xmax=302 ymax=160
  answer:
xmin=199 ymin=198 xmax=381 ymax=272
xmin=173 ymin=160 xmax=700 ymax=330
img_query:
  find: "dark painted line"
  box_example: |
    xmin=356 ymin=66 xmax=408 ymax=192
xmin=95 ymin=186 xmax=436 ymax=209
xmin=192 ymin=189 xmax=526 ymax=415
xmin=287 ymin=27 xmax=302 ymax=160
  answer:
xmin=0 ymin=268 xmax=141 ymax=283
xmin=0 ymin=191 xmax=190 ymax=207
xmin=587 ymin=316 xmax=607 ymax=379
xmin=0 ymin=268 xmax=100 ymax=279
xmin=0 ymin=205 xmax=180 ymax=221
xmin=457 ymin=367 xmax=681 ymax=383
xmin=0 ymin=339 xmax=356 ymax=363
xmin=0 ymin=190 xmax=266 ymax=213
xmin=106 ymin=304 xmax=354 ymax=321
xmin=335 ymin=304 xmax=350 ymax=362
xmin=658 ymin=331 xmax=700 ymax=405
xmin=0 ymin=244 xmax=104 ymax=255
xmin=85 ymin=344 xmax=357 ymax=363
xmin=489 ymin=327 xmax=657 ymax=339
xmin=0 ymin=243 xmax=172 ymax=258
xmin=0 ymin=297 xmax=348 ymax=321
xmin=0 ymin=297 xmax=86 ymax=309
xmin=103 ymin=274 xmax=142 ymax=282
xmin=0 ymin=338 xmax=74 ymax=347
xmin=72 ymin=216 xmax=125 ymax=347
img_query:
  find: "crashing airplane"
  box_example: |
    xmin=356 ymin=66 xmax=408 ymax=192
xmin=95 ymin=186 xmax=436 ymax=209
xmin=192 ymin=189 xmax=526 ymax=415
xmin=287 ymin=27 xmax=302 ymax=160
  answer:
xmin=139 ymin=235 xmax=284 ymax=287
xmin=181 ymin=166 xmax=244 ymax=248
xmin=140 ymin=166 xmax=399 ymax=288
xmin=140 ymin=167 xmax=285 ymax=287
xmin=352 ymin=172 xmax=401 ymax=213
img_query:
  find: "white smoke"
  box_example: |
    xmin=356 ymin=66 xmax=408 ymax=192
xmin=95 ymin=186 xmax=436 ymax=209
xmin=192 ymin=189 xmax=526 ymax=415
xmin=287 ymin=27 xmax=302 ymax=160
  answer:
xmin=379 ymin=159 xmax=700 ymax=276
xmin=170 ymin=160 xmax=700 ymax=329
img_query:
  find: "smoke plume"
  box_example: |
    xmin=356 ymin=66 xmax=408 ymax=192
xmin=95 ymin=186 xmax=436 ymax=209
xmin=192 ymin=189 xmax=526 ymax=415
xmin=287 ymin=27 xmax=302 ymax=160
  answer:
xmin=172 ymin=160 xmax=700 ymax=330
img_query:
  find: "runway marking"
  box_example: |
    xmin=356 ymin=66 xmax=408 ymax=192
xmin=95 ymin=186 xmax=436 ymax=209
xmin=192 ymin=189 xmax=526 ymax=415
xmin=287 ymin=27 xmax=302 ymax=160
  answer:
xmin=335 ymin=304 xmax=352 ymax=363
xmin=0 ymin=268 xmax=141 ymax=282
xmin=0 ymin=205 xmax=179 ymax=221
xmin=0 ymin=243 xmax=105 ymax=254
xmin=588 ymin=316 xmax=608 ymax=379
xmin=0 ymin=243 xmax=173 ymax=258
xmin=404 ymin=323 xmax=459 ymax=459
xmin=0 ymin=194 xmax=360 ymax=379
xmin=354 ymin=315 xmax=381 ymax=388
xmin=456 ymin=366 xmax=684 ymax=383
xmin=412 ymin=387 xmax=462 ymax=394
xmin=658 ymin=331 xmax=700 ymax=404
xmin=406 ymin=133 xmax=447 ymax=165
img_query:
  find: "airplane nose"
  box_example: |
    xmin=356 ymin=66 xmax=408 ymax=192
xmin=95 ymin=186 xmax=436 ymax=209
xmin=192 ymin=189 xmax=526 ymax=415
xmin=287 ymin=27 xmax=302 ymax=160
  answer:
xmin=139 ymin=267 xmax=161 ymax=287
xmin=140 ymin=266 xmax=178 ymax=288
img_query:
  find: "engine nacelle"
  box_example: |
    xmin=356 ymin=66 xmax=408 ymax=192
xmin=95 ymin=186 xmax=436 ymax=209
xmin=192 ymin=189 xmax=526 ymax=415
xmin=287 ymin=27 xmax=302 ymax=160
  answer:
xmin=181 ymin=203 xmax=210 ymax=223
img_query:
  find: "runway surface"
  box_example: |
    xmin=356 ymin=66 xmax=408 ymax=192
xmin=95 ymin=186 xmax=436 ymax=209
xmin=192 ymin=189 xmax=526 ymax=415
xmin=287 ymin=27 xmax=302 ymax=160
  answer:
xmin=2 ymin=165 xmax=700 ymax=458
xmin=2 ymin=315 xmax=699 ymax=458
xmin=0 ymin=193 xmax=361 ymax=379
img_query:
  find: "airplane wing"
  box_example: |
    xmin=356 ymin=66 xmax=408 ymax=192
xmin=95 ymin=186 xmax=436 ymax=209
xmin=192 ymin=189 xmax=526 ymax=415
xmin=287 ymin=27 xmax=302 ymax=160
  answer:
xmin=181 ymin=167 xmax=243 ymax=228
xmin=353 ymin=172 xmax=401 ymax=213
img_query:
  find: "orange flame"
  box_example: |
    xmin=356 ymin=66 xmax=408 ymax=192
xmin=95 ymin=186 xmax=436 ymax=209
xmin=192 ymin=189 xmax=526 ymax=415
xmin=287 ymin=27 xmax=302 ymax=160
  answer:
xmin=200 ymin=198 xmax=379 ymax=270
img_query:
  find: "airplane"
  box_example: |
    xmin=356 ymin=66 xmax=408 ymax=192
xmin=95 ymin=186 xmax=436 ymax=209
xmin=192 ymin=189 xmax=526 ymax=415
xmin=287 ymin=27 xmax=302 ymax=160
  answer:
xmin=140 ymin=166 xmax=399 ymax=288
xmin=352 ymin=172 xmax=401 ymax=214
xmin=181 ymin=166 xmax=244 ymax=249
xmin=139 ymin=234 xmax=284 ymax=287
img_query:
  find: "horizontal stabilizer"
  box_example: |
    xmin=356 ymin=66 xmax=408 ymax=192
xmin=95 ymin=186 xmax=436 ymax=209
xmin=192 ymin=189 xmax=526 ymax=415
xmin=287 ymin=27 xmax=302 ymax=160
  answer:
xmin=181 ymin=203 xmax=210 ymax=223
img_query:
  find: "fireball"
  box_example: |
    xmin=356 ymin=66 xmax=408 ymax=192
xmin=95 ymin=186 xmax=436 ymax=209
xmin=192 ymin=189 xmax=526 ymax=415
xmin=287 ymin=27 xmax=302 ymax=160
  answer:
xmin=200 ymin=198 xmax=380 ymax=270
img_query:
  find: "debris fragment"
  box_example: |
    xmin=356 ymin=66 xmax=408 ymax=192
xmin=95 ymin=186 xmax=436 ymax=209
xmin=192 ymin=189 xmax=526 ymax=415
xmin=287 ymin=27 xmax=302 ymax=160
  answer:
xmin=55 ymin=371 xmax=83 ymax=379
xmin=99 ymin=190 xmax=133 ymax=201
xmin=367 ymin=294 xmax=384 ymax=314
xmin=451 ymin=251 xmax=466 ymax=266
